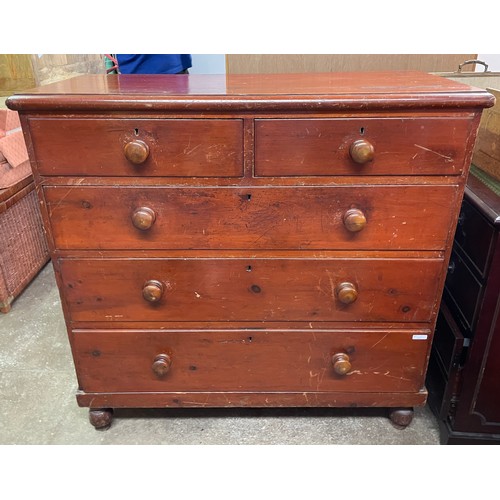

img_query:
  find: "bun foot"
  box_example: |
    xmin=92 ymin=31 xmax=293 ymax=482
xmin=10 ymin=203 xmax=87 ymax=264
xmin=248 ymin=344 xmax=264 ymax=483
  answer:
xmin=0 ymin=303 xmax=12 ymax=313
xmin=388 ymin=407 xmax=414 ymax=429
xmin=89 ymin=408 xmax=114 ymax=430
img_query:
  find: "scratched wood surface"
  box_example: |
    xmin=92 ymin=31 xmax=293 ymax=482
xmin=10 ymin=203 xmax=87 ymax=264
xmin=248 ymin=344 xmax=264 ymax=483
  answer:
xmin=255 ymin=117 xmax=473 ymax=176
xmin=6 ymin=72 xmax=494 ymax=112
xmin=8 ymin=72 xmax=493 ymax=423
xmin=76 ymin=390 xmax=429 ymax=409
xmin=58 ymin=257 xmax=443 ymax=323
xmin=28 ymin=118 xmax=244 ymax=177
xmin=44 ymin=185 xmax=457 ymax=251
xmin=72 ymin=328 xmax=430 ymax=393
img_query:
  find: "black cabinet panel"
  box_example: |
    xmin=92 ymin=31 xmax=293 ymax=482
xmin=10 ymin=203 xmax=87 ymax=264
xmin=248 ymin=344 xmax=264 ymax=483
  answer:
xmin=427 ymin=174 xmax=500 ymax=444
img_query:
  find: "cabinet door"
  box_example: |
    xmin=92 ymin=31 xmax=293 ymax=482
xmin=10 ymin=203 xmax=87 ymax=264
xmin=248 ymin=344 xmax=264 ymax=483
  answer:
xmin=453 ymin=238 xmax=500 ymax=433
xmin=426 ymin=304 xmax=465 ymax=420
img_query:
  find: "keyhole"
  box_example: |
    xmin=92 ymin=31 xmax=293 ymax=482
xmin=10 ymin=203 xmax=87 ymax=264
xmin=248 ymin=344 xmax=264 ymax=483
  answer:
xmin=134 ymin=128 xmax=139 ymax=136
xmin=247 ymin=194 xmax=252 ymax=201
xmin=360 ymin=127 xmax=365 ymax=135
xmin=246 ymin=266 xmax=252 ymax=272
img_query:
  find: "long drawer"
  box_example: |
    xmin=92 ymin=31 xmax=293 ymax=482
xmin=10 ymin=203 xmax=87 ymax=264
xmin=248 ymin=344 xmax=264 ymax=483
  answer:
xmin=255 ymin=117 xmax=473 ymax=176
xmin=44 ymin=185 xmax=458 ymax=251
xmin=28 ymin=118 xmax=244 ymax=177
xmin=59 ymin=257 xmax=443 ymax=323
xmin=72 ymin=328 xmax=431 ymax=393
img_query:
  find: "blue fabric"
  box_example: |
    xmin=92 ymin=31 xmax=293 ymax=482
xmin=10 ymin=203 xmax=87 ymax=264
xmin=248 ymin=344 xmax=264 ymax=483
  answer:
xmin=116 ymin=54 xmax=192 ymax=74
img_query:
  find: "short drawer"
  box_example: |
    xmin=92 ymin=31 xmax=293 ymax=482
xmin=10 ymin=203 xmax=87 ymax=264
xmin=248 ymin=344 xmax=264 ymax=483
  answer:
xmin=255 ymin=117 xmax=472 ymax=176
xmin=28 ymin=118 xmax=244 ymax=177
xmin=44 ymin=185 xmax=458 ymax=251
xmin=59 ymin=257 xmax=443 ymax=323
xmin=454 ymin=199 xmax=495 ymax=277
xmin=72 ymin=328 xmax=431 ymax=393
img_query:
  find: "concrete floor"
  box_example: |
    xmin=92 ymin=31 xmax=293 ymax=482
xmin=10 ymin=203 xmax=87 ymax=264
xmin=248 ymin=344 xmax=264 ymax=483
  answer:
xmin=0 ymin=262 xmax=441 ymax=444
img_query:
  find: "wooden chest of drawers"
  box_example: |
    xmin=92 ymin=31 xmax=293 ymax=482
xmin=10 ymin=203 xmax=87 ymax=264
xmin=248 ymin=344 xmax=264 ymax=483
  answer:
xmin=7 ymin=72 xmax=493 ymax=430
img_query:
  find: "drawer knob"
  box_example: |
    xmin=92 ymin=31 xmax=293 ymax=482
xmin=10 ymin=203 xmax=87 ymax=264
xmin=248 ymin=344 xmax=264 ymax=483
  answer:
xmin=336 ymin=282 xmax=358 ymax=304
xmin=331 ymin=353 xmax=352 ymax=376
xmin=132 ymin=207 xmax=156 ymax=231
xmin=152 ymin=353 xmax=172 ymax=377
xmin=124 ymin=139 xmax=150 ymax=165
xmin=349 ymin=139 xmax=375 ymax=164
xmin=343 ymin=208 xmax=367 ymax=232
xmin=142 ymin=280 xmax=164 ymax=302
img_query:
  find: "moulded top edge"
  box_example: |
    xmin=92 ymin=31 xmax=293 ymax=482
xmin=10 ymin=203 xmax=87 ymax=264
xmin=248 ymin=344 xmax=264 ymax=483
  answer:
xmin=6 ymin=73 xmax=495 ymax=111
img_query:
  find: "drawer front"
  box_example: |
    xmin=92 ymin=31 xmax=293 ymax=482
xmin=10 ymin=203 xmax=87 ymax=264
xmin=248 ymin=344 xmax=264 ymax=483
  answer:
xmin=73 ymin=328 xmax=430 ymax=393
xmin=28 ymin=118 xmax=244 ymax=177
xmin=255 ymin=117 xmax=472 ymax=176
xmin=445 ymin=249 xmax=483 ymax=331
xmin=454 ymin=199 xmax=495 ymax=277
xmin=44 ymin=185 xmax=457 ymax=251
xmin=59 ymin=257 xmax=443 ymax=323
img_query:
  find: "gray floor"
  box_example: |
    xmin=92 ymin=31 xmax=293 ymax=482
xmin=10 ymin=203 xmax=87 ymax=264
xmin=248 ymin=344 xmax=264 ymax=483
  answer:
xmin=0 ymin=262 xmax=441 ymax=444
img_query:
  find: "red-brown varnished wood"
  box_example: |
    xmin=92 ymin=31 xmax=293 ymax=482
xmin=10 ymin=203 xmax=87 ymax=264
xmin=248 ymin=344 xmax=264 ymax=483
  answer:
xmin=34 ymin=174 xmax=465 ymax=187
xmin=58 ymin=257 xmax=443 ymax=323
xmin=7 ymin=72 xmax=493 ymax=428
xmin=77 ymin=390 xmax=429 ymax=409
xmin=43 ymin=185 xmax=458 ymax=251
xmin=6 ymin=73 xmax=495 ymax=112
xmin=28 ymin=118 xmax=244 ymax=177
xmin=255 ymin=117 xmax=473 ymax=176
xmin=71 ymin=328 xmax=431 ymax=393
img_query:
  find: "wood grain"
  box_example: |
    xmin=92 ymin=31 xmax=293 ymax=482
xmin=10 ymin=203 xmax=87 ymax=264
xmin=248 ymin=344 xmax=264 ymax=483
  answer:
xmin=28 ymin=118 xmax=244 ymax=177
xmin=472 ymin=88 xmax=500 ymax=181
xmin=6 ymin=72 xmax=494 ymax=112
xmin=255 ymin=117 xmax=473 ymax=176
xmin=72 ymin=328 xmax=431 ymax=393
xmin=9 ymin=72 xmax=491 ymax=423
xmin=58 ymin=257 xmax=443 ymax=323
xmin=226 ymin=54 xmax=477 ymax=75
xmin=77 ymin=390 xmax=429 ymax=409
xmin=44 ymin=185 xmax=458 ymax=251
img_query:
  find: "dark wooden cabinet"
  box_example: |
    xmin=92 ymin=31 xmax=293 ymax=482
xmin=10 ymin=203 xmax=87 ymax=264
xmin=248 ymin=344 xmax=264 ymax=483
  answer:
xmin=7 ymin=72 xmax=493 ymax=430
xmin=427 ymin=173 xmax=500 ymax=444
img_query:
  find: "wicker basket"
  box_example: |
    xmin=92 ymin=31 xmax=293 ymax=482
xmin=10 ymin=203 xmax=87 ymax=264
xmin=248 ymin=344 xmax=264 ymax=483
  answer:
xmin=0 ymin=175 xmax=50 ymax=313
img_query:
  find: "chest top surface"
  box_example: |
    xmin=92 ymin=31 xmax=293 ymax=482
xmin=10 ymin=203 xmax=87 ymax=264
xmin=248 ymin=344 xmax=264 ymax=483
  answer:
xmin=6 ymin=71 xmax=495 ymax=112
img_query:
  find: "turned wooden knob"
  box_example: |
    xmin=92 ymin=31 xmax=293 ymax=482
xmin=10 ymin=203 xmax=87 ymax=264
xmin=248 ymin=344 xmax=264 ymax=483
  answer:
xmin=349 ymin=139 xmax=375 ymax=164
xmin=124 ymin=139 xmax=149 ymax=164
xmin=336 ymin=282 xmax=358 ymax=304
xmin=343 ymin=208 xmax=367 ymax=232
xmin=142 ymin=280 xmax=164 ymax=302
xmin=152 ymin=353 xmax=172 ymax=377
xmin=331 ymin=353 xmax=352 ymax=376
xmin=132 ymin=207 xmax=156 ymax=230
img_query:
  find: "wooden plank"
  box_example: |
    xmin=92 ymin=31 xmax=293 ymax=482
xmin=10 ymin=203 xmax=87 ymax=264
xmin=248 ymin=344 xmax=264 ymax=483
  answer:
xmin=29 ymin=54 xmax=105 ymax=86
xmin=76 ymin=390 xmax=429 ymax=408
xmin=473 ymin=88 xmax=500 ymax=181
xmin=0 ymin=54 xmax=36 ymax=108
xmin=0 ymin=54 xmax=35 ymax=91
xmin=226 ymin=54 xmax=477 ymax=74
